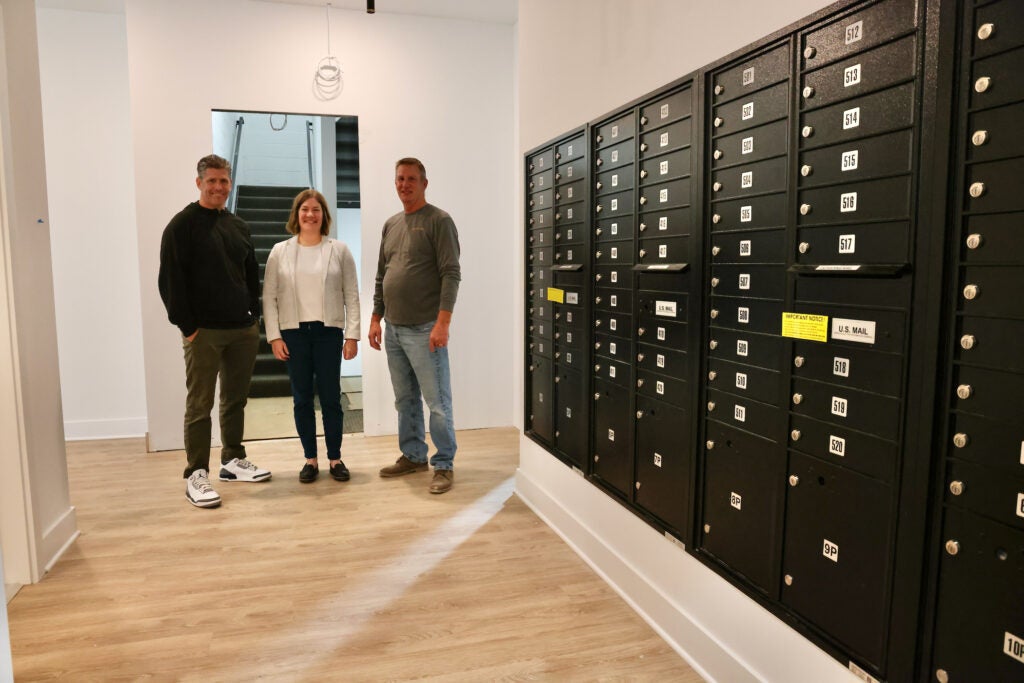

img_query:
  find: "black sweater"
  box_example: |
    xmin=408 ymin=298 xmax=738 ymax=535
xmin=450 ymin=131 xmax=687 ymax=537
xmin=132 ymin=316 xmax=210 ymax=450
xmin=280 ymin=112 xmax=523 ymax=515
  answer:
xmin=158 ymin=202 xmax=259 ymax=338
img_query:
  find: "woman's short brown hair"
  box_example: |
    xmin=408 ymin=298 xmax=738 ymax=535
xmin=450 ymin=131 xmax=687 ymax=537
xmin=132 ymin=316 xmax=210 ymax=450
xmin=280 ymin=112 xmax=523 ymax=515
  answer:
xmin=285 ymin=188 xmax=332 ymax=236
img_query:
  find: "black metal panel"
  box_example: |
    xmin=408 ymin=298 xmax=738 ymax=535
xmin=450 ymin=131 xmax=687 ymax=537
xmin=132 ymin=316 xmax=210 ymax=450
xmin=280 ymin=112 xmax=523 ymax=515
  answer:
xmin=969 ymin=45 xmax=1024 ymax=110
xmin=708 ymin=358 xmax=784 ymax=405
xmin=638 ymin=343 xmax=689 ymax=381
xmin=594 ymin=287 xmax=633 ymax=315
xmin=708 ymin=327 xmax=786 ymax=369
xmin=711 ymin=155 xmax=788 ymax=200
xmin=707 ymin=388 xmax=787 ymax=443
xmin=635 ymin=396 xmax=692 ymax=531
xmin=594 ymin=239 xmax=634 ymax=266
xmin=528 ymin=354 xmax=553 ymax=443
xmin=711 ymin=118 xmax=789 ymax=168
xmin=638 ymin=207 xmax=693 ymax=239
xmin=712 ymin=81 xmax=790 ymax=137
xmin=711 ymin=264 xmax=787 ymax=299
xmin=712 ymin=42 xmax=790 ymax=105
xmin=800 ymin=0 xmax=917 ymax=70
xmin=637 ymin=313 xmax=688 ymax=352
xmin=711 ymin=192 xmax=789 ymax=231
xmin=556 ymin=157 xmax=588 ymax=182
xmin=708 ymin=297 xmax=785 ymax=335
xmin=529 ymin=168 xmax=553 ymax=192
xmin=593 ymin=264 xmax=631 ymax=288
xmin=799 ymin=81 xmax=915 ymax=148
xmin=638 ymin=177 xmax=691 ymax=212
xmin=594 ymin=332 xmax=633 ymax=364
xmin=594 ymin=189 xmax=634 ymax=219
xmin=595 ymin=216 xmax=635 ymax=244
xmin=639 ymin=118 xmax=692 ymax=157
xmin=638 ymin=235 xmax=691 ymax=266
xmin=596 ymin=166 xmax=634 ymax=194
xmin=595 ymin=113 xmax=636 ymax=148
xmin=965 ymin=157 xmax=1024 ymax=214
xmin=790 ymin=376 xmax=901 ymax=441
xmin=554 ymin=368 xmax=587 ymax=468
xmin=801 ymin=34 xmax=916 ymax=110
xmin=592 ymin=310 xmax=632 ymax=341
xmin=966 ymin=101 xmax=1024 ymax=164
xmin=789 ymin=413 xmax=898 ymax=482
xmin=791 ymin=339 xmax=903 ymax=396
xmin=960 ymin=212 xmax=1024 ymax=265
xmin=955 ymin=315 xmax=1024 ymax=373
xmin=971 ymin=0 xmax=1024 ymax=59
xmin=795 ymin=220 xmax=912 ymax=265
xmin=944 ymin=458 xmax=1024 ymax=531
xmin=528 ymin=149 xmax=554 ymax=173
xmin=640 ymin=88 xmax=693 ymax=128
xmin=639 ymin=148 xmax=692 ymax=185
xmin=798 ymin=128 xmax=914 ymax=187
xmin=554 ymin=223 xmax=585 ymax=246
xmin=710 ymin=228 xmax=787 ymax=263
xmin=592 ymin=379 xmax=634 ymax=496
xmin=947 ymin=410 xmax=1024 ymax=472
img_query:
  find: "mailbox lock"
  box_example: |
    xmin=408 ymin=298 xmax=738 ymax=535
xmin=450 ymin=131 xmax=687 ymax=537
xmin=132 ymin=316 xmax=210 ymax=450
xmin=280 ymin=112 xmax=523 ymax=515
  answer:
xmin=962 ymin=284 xmax=980 ymax=300
xmin=710 ymin=309 xmax=719 ymax=319
xmin=965 ymin=233 xmax=983 ymax=250
xmin=784 ymin=574 xmax=794 ymax=586
xmin=639 ymin=248 xmax=647 ymax=258
xmin=960 ymin=334 xmax=976 ymax=350
xmin=704 ymin=523 xmax=712 ymax=533
xmin=640 ymin=143 xmax=648 ymax=152
xmin=792 ymin=393 xmax=804 ymax=405
xmin=793 ymin=355 xmax=805 ymax=368
xmin=554 ymin=375 xmax=560 ymax=384
xmin=790 ymin=430 xmax=802 ymax=442
xmin=711 ymin=245 xmax=721 ymax=256
xmin=952 ymin=432 xmax=969 ymax=449
xmin=713 ymin=149 xmax=723 ymax=160
xmin=595 ymin=159 xmax=603 ymax=167
xmin=554 ymin=430 xmax=560 ymax=438
xmin=714 ymin=117 xmax=724 ymax=127
xmin=555 ymin=172 xmax=562 ymax=179
xmin=595 ymin=181 xmax=603 ymax=190
xmin=949 ymin=480 xmax=965 ymax=496
xmin=935 ymin=669 xmax=949 ymax=683
xmin=969 ymin=182 xmax=986 ymax=198
xmin=640 ymin=197 xmax=649 ymax=206
xmin=707 ymin=401 xmax=716 ymax=412
xmin=594 ymin=392 xmax=601 ymax=400
xmin=640 ymin=170 xmax=648 ymax=179
xmin=638 ymin=327 xmax=646 ymax=336
xmin=635 ymin=481 xmax=642 ymax=490
xmin=798 ymin=242 xmax=811 ymax=254
xmin=555 ymin=152 xmax=561 ymax=160
xmin=595 ymin=250 xmax=603 ymax=259
xmin=640 ymin=116 xmax=648 ymax=126
xmin=706 ymin=440 xmax=715 ymax=450
xmin=788 ymin=474 xmax=800 ymax=486
xmin=636 ymin=410 xmax=644 ymax=419
xmin=713 ymin=182 xmax=722 ymax=192
xmin=595 ymin=228 xmax=603 ymax=237
xmin=800 ymin=164 xmax=813 ymax=177
xmin=708 ymin=370 xmax=718 ymax=381
xmin=709 ymin=339 xmax=718 ymax=350
xmin=594 ymin=342 xmax=601 ymax=350
xmin=971 ymin=130 xmax=988 ymax=146
xmin=639 ymin=222 xmax=648 ymax=232
xmin=596 ymin=134 xmax=603 ymax=143
xmin=637 ymin=353 xmax=645 ymax=362
xmin=596 ymin=204 xmax=603 ymax=213
xmin=637 ymin=379 xmax=645 ymax=388
xmin=944 ymin=540 xmax=960 ymax=556
xmin=594 ymin=454 xmax=600 ymax=462
xmin=595 ymin=296 xmax=603 ymax=305
xmin=713 ymin=213 xmax=722 ymax=224
xmin=974 ymin=76 xmax=991 ymax=93
xmin=555 ymin=193 xmax=561 ymax=201
xmin=711 ymin=277 xmax=720 ymax=288
xmin=977 ymin=22 xmax=995 ymax=40
xmin=956 ymin=384 xmax=973 ymax=400
xmin=594 ymin=364 xmax=601 ymax=372
xmin=799 ymin=203 xmax=812 ymax=215
xmin=802 ymin=86 xmax=815 ymax=99
xmin=801 ymin=125 xmax=814 ymax=138
xmin=714 ymin=84 xmax=724 ymax=95
xmin=803 ymin=46 xmax=816 ymax=59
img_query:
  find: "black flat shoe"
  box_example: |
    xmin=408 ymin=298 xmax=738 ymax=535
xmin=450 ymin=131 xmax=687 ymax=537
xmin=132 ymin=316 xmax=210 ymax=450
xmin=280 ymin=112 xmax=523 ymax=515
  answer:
xmin=329 ymin=460 xmax=350 ymax=481
xmin=299 ymin=463 xmax=319 ymax=483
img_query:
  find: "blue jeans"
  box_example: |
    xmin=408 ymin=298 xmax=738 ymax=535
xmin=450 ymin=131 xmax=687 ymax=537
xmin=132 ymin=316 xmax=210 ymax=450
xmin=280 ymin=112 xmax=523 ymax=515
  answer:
xmin=281 ymin=322 xmax=344 ymax=460
xmin=384 ymin=321 xmax=457 ymax=470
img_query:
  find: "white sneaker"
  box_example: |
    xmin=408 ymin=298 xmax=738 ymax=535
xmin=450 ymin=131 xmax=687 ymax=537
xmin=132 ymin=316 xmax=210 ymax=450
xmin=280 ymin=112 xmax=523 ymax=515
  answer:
xmin=219 ymin=457 xmax=272 ymax=482
xmin=186 ymin=469 xmax=221 ymax=508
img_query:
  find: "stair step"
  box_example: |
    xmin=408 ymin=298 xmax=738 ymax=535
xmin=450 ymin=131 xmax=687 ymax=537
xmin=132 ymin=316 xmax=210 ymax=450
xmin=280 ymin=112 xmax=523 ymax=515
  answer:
xmin=237 ymin=196 xmax=294 ymax=210
xmin=249 ymin=374 xmax=293 ymax=399
xmin=237 ymin=207 xmax=292 ymax=222
xmin=254 ymin=352 xmax=285 ymax=375
xmin=237 ymin=185 xmax=305 ymax=199
xmin=252 ymin=234 xmax=289 ymax=250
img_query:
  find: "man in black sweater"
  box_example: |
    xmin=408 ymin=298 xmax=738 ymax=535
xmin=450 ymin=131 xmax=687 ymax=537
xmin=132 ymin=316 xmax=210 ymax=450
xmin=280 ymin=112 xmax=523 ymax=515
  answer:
xmin=159 ymin=154 xmax=271 ymax=509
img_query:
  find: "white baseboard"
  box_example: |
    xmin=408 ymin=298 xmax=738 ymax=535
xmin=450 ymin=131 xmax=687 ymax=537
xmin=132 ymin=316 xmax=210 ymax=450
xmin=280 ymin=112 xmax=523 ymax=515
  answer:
xmin=3 ymin=583 xmax=19 ymax=603
xmin=64 ymin=417 xmax=147 ymax=441
xmin=38 ymin=505 xmax=79 ymax=577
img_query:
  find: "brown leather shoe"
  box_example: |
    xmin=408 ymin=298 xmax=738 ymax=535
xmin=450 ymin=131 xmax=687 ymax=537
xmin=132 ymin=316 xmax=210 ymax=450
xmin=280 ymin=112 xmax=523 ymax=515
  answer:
xmin=429 ymin=469 xmax=453 ymax=494
xmin=379 ymin=455 xmax=429 ymax=478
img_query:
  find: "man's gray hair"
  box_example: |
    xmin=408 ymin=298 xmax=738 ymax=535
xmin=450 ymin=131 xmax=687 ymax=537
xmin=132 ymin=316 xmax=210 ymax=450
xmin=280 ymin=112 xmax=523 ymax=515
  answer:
xmin=197 ymin=154 xmax=231 ymax=178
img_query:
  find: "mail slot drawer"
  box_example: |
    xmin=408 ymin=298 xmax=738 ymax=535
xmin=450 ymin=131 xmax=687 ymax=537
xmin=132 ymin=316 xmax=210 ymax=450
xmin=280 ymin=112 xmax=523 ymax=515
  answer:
xmin=710 ymin=297 xmax=785 ymax=334
xmin=529 ymin=188 xmax=553 ymax=210
xmin=948 ymin=411 xmax=1024 ymax=472
xmin=961 ymin=212 xmax=1024 ymax=265
xmin=700 ymin=421 xmax=786 ymax=593
xmin=555 ymin=136 xmax=585 ymax=164
xmin=592 ymin=378 xmax=634 ymax=496
xmin=709 ymin=327 xmax=785 ymax=369
xmin=594 ymin=350 xmax=631 ymax=384
xmin=639 ymin=177 xmax=691 ymax=211
xmin=527 ymin=227 xmax=552 ymax=248
xmin=638 ymin=343 xmax=689 ymax=381
xmin=594 ymin=240 xmax=634 ymax=265
xmin=711 ymin=118 xmax=789 ymax=168
xmin=959 ymin=266 xmax=1024 ymax=318
xmin=594 ymin=332 xmax=632 ymax=363
xmin=596 ymin=167 xmax=633 ymax=194
xmin=711 ymin=264 xmax=786 ymax=299
xmin=593 ymin=264 xmax=631 ymax=289
xmin=553 ymin=323 xmax=583 ymax=349
xmin=593 ymin=310 xmax=632 ymax=340
xmin=637 ymin=370 xmax=687 ymax=408
xmin=798 ymin=128 xmax=914 ymax=188
xmin=639 ymin=236 xmax=691 ymax=265
xmin=788 ymin=414 xmax=898 ymax=483
xmin=595 ymin=189 xmax=633 ymax=218
xmin=639 ymin=207 xmax=693 ymax=238
xmin=639 ymin=147 xmax=692 ymax=185
xmin=553 ymin=223 xmax=584 ymax=245
xmin=529 ymin=299 xmax=552 ymax=323
xmin=556 ymin=157 xmax=586 ymax=183
xmin=529 ymin=168 xmax=553 ymax=192
xmin=792 ymin=303 xmax=907 ymax=354
xmin=970 ymin=45 xmax=1024 ymax=110
xmin=801 ymin=0 xmax=917 ymax=70
xmin=528 ymin=266 xmax=548 ymax=289
xmin=957 ymin=316 xmax=1024 ymax=374
xmin=707 ymin=388 xmax=787 ymax=443
xmin=637 ymin=314 xmax=688 ymax=352
xmin=711 ymin=192 xmax=788 ymax=231
xmin=641 ymin=87 xmax=692 ymax=129
xmin=554 ymin=202 xmax=585 ymax=227
xmin=528 ymin=354 xmax=553 ymax=443
xmin=594 ymin=287 xmax=633 ymax=314
xmin=712 ymin=81 xmax=789 ymax=137
xmin=595 ymin=215 xmax=634 ymax=243
xmin=790 ymin=376 xmax=901 ymax=441
xmin=713 ymin=42 xmax=790 ymax=106
xmin=781 ymin=452 xmax=893 ymax=668
xmin=594 ymin=140 xmax=633 ymax=173
xmin=708 ymin=358 xmax=782 ymax=406
xmin=966 ymin=157 xmax=1024 ymax=214
xmin=972 ymin=0 xmax=1024 ymax=59
xmin=710 ymin=228 xmax=786 ymax=264
xmin=595 ymin=113 xmax=635 ymax=149
xmin=640 ymin=118 xmax=692 ymax=158
xmin=553 ymin=343 xmax=583 ymax=370
xmin=797 ymin=175 xmax=912 ymax=225
xmin=946 ymin=459 xmax=1024 ymax=530
xmin=529 ymin=284 xmax=547 ymax=304
xmin=551 ymin=302 xmax=584 ymax=328
xmin=800 ymin=81 xmax=915 ymax=148
xmin=801 ymin=35 xmax=916 ymax=111
xmin=553 ymin=245 xmax=585 ymax=266
xmin=528 ymin=246 xmax=553 ymax=268
xmin=966 ymin=101 xmax=1024 ymax=164
xmin=555 ymin=179 xmax=585 ymax=205
xmin=635 ymin=395 xmax=692 ymax=532
xmin=711 ymin=155 xmax=788 ymax=200
xmin=931 ymin=507 xmax=1024 ymax=683
xmin=795 ymin=220 xmax=911 ymax=265
xmin=528 ymin=336 xmax=552 ymax=360
xmin=527 ymin=318 xmax=551 ymax=341
xmin=638 ymin=290 xmax=687 ymax=322
xmin=554 ymin=368 xmax=586 ymax=468
xmin=953 ymin=365 xmax=1024 ymax=423
xmin=528 ymin=149 xmax=554 ymax=173
xmin=791 ymin=340 xmax=903 ymax=397
xmin=528 ymin=208 xmax=553 ymax=229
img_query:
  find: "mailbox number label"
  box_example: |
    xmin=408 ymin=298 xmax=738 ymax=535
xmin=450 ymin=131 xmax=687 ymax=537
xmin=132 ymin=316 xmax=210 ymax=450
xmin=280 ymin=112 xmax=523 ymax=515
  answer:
xmin=740 ymin=206 xmax=752 ymax=222
xmin=610 ymin=295 xmax=618 ymax=307
xmin=1017 ymin=493 xmax=1024 ymax=519
xmin=609 ymin=318 xmax=617 ymax=331
xmin=567 ymin=208 xmax=573 ymax=219
xmin=832 ymin=396 xmax=849 ymax=418
xmin=845 ymin=20 xmax=863 ymax=44
xmin=656 ymin=380 xmax=665 ymax=395
xmin=833 ymin=357 xmax=850 ymax=377
xmin=660 ymin=160 xmax=669 ymax=175
xmin=608 ymin=429 xmax=615 ymax=442
xmin=737 ymin=340 xmax=749 ymax=357
xmin=611 ymin=125 xmax=619 ymax=139
xmin=565 ymin=407 xmax=572 ymax=418
xmin=1004 ymin=632 xmax=1024 ymax=664
xmin=538 ymin=392 xmax=544 ymax=404
xmin=660 ymin=188 xmax=669 ymax=203
xmin=610 ymin=246 xmax=618 ymax=259
xmin=611 ymin=198 xmax=619 ymax=211
xmin=839 ymin=234 xmax=856 ymax=254
xmin=742 ymin=137 xmax=754 ymax=155
xmin=844 ymin=63 xmax=861 ymax=87
xmin=611 ymin=150 xmax=619 ymax=163
xmin=609 ymin=342 xmax=617 ymax=356
xmin=741 ymin=171 xmax=753 ymax=188
xmin=608 ymin=366 xmax=616 ymax=378
xmin=841 ymin=150 xmax=859 ymax=171
xmin=566 ymin=352 xmax=573 ymax=364
xmin=654 ymin=452 xmax=663 ymax=467
xmin=659 ymin=244 xmax=668 ymax=258
xmin=734 ymin=405 xmax=746 ymax=422
xmin=567 ymin=166 xmax=574 ymax=177
xmin=657 ymin=354 xmax=665 ymax=368
xmin=829 ymin=435 xmax=846 ymax=457
xmin=738 ymin=307 xmax=750 ymax=324
xmin=736 ymin=372 xmax=748 ymax=390
xmin=610 ymin=271 xmax=618 ymax=283
xmin=611 ymin=174 xmax=618 ymax=188
xmin=841 ymin=192 xmax=858 ymax=213
xmin=823 ymin=539 xmax=839 ymax=563
xmin=566 ymin=292 xmax=578 ymax=304
xmin=659 ymin=216 xmax=668 ymax=230
xmin=731 ymin=492 xmax=742 ymax=509
xmin=660 ymin=132 xmax=670 ymax=148
xmin=739 ymin=273 xmax=751 ymax=290
xmin=742 ymin=67 xmax=755 ymax=86
xmin=610 ymin=222 xmax=618 ymax=235
xmin=742 ymin=102 xmax=754 ymax=120
xmin=843 ymin=107 xmax=861 ymax=130
xmin=739 ymin=240 xmax=752 ymax=257
xmin=660 ymin=103 xmax=670 ymax=119
xmin=657 ymin=327 xmax=666 ymax=341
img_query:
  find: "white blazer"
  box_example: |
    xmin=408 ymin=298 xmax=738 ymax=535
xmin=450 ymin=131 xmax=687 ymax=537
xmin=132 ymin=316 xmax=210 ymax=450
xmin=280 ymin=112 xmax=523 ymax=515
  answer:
xmin=262 ymin=236 xmax=361 ymax=342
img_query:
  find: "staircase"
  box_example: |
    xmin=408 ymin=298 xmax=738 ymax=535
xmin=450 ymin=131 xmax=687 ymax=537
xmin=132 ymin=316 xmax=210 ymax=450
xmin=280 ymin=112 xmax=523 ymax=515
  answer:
xmin=235 ymin=184 xmax=305 ymax=398
xmin=335 ymin=116 xmax=361 ymax=208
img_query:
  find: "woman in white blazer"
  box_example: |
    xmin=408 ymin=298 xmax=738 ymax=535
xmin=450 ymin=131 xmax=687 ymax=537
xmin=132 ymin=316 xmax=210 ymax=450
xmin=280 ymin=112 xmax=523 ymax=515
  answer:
xmin=262 ymin=189 xmax=361 ymax=483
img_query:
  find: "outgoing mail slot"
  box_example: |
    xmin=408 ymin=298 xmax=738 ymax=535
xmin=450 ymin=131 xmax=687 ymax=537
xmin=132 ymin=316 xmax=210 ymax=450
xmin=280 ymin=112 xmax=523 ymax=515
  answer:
xmin=639 ymin=236 xmax=691 ymax=265
xmin=970 ymin=45 xmax=1024 ymax=110
xmin=554 ymin=367 xmax=587 ymax=469
xmin=595 ymin=112 xmax=636 ymax=149
xmin=707 ymin=358 xmax=783 ymax=405
xmin=711 ymin=118 xmax=789 ymax=168
xmin=708 ymin=327 xmax=785 ymax=369
xmin=709 ymin=296 xmax=785 ymax=334
xmin=793 ymin=303 xmax=907 ymax=354
xmin=798 ymin=128 xmax=914 ymax=188
xmin=699 ymin=421 xmax=786 ymax=594
xmin=595 ymin=215 xmax=636 ymax=243
xmin=799 ymin=82 xmax=914 ymax=149
xmin=954 ymin=365 xmax=1024 ymax=423
xmin=528 ymin=354 xmax=553 ymax=443
xmin=553 ymin=224 xmax=584 ymax=245
xmin=556 ymin=136 xmax=585 ymax=164
xmin=712 ymin=43 xmax=790 ymax=106
xmin=555 ymin=179 xmax=585 ymax=206
xmin=710 ymin=228 xmax=786 ymax=263
xmin=596 ymin=167 xmax=634 ymax=195
xmin=959 ymin=266 xmax=1024 ymax=318
xmin=966 ymin=157 xmax=1024 ymax=214
xmin=781 ymin=452 xmax=893 ymax=669
xmin=711 ymin=264 xmax=786 ymax=299
xmin=800 ymin=35 xmax=916 ymax=111
xmin=529 ymin=188 xmax=553 ymax=210
xmin=595 ymin=188 xmax=634 ymax=218
xmin=639 ymin=207 xmax=693 ymax=238
xmin=594 ymin=332 xmax=633 ymax=363
xmin=595 ymin=139 xmax=634 ymax=172
xmin=528 ymin=149 xmax=554 ymax=173
xmin=593 ymin=311 xmax=633 ymax=341
xmin=796 ymin=273 xmax=911 ymax=309
xmin=556 ymin=157 xmax=587 ymax=183
xmin=797 ymin=175 xmax=911 ymax=225
xmin=712 ymin=81 xmax=789 ymax=137
xmin=638 ymin=290 xmax=687 ymax=321
xmin=594 ymin=240 xmax=635 ymax=265
xmin=706 ymin=388 xmax=787 ymax=443
xmin=593 ymin=264 xmax=631 ymax=289
xmin=529 ymin=168 xmax=553 ymax=192
xmin=795 ymin=220 xmax=911 ymax=265
xmin=639 ymin=177 xmax=691 ymax=211
xmin=637 ymin=313 xmax=688 ymax=352
xmin=961 ymin=213 xmax=1024 ymax=265
xmin=594 ymin=286 xmax=634 ymax=314
xmin=788 ymin=414 xmax=898 ymax=482
xmin=637 ymin=369 xmax=687 ymax=409
xmin=639 ymin=148 xmax=692 ymax=185
xmin=529 ymin=246 xmax=553 ymax=268
xmin=553 ymin=245 xmax=585 ymax=266
xmin=801 ymin=0 xmax=917 ymax=70
xmin=712 ymin=192 xmax=788 ymax=231
xmin=948 ymin=410 xmax=1024 ymax=471
xmin=956 ymin=315 xmax=1024 ymax=374
xmin=791 ymin=340 xmax=903 ymax=397
xmin=640 ymin=118 xmax=692 ymax=158
xmin=967 ymin=101 xmax=1024 ymax=164
xmin=637 ymin=343 xmax=689 ymax=381
xmin=711 ymin=155 xmax=787 ymax=201
xmin=554 ymin=201 xmax=586 ymax=227
xmin=528 ymin=226 xmax=553 ymax=248
xmin=635 ymin=395 xmax=692 ymax=532
xmin=945 ymin=459 xmax=1024 ymax=531
xmin=640 ymin=87 xmax=693 ymax=129
xmin=592 ymin=378 xmax=634 ymax=497
xmin=972 ymin=0 xmax=1024 ymax=59
xmin=790 ymin=376 xmax=901 ymax=440
xmin=529 ymin=207 xmax=553 ymax=229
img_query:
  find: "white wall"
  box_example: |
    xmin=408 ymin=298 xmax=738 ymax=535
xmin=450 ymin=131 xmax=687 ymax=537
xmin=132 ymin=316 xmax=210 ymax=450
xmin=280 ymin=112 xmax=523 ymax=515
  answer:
xmin=36 ymin=6 xmax=147 ymax=440
xmin=337 ymin=206 xmax=362 ymax=377
xmin=516 ymin=1 xmax=860 ymax=681
xmin=128 ymin=0 xmax=516 ymax=450
xmin=221 ymin=112 xmax=320 ymax=189
xmin=0 ymin=546 xmax=10 ymax=683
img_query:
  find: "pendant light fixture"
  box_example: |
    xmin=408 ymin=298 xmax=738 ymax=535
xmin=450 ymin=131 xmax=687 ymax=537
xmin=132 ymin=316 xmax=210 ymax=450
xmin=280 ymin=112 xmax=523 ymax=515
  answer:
xmin=313 ymin=2 xmax=343 ymax=100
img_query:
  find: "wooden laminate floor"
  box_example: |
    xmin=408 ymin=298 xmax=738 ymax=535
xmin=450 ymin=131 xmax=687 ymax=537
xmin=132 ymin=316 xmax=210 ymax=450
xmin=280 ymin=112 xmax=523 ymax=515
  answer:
xmin=8 ymin=428 xmax=704 ymax=682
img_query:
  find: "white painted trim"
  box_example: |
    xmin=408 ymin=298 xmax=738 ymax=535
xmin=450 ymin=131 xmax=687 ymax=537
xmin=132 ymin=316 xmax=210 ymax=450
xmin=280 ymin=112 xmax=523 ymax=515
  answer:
xmin=3 ymin=583 xmax=18 ymax=604
xmin=64 ymin=417 xmax=147 ymax=441
xmin=38 ymin=507 xmax=78 ymax=576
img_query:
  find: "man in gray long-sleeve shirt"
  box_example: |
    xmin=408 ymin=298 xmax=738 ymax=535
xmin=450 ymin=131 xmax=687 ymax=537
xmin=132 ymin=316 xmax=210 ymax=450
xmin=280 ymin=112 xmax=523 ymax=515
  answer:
xmin=369 ymin=157 xmax=462 ymax=494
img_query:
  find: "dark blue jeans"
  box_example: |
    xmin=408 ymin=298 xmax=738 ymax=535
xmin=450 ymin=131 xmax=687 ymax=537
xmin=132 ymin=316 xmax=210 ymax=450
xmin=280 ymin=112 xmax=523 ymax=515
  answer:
xmin=280 ymin=322 xmax=344 ymax=460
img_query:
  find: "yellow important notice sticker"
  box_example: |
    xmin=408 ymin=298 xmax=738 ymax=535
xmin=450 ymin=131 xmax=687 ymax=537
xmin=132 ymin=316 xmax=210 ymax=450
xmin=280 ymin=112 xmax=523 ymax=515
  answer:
xmin=781 ymin=312 xmax=829 ymax=343
xmin=546 ymin=287 xmax=565 ymax=303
